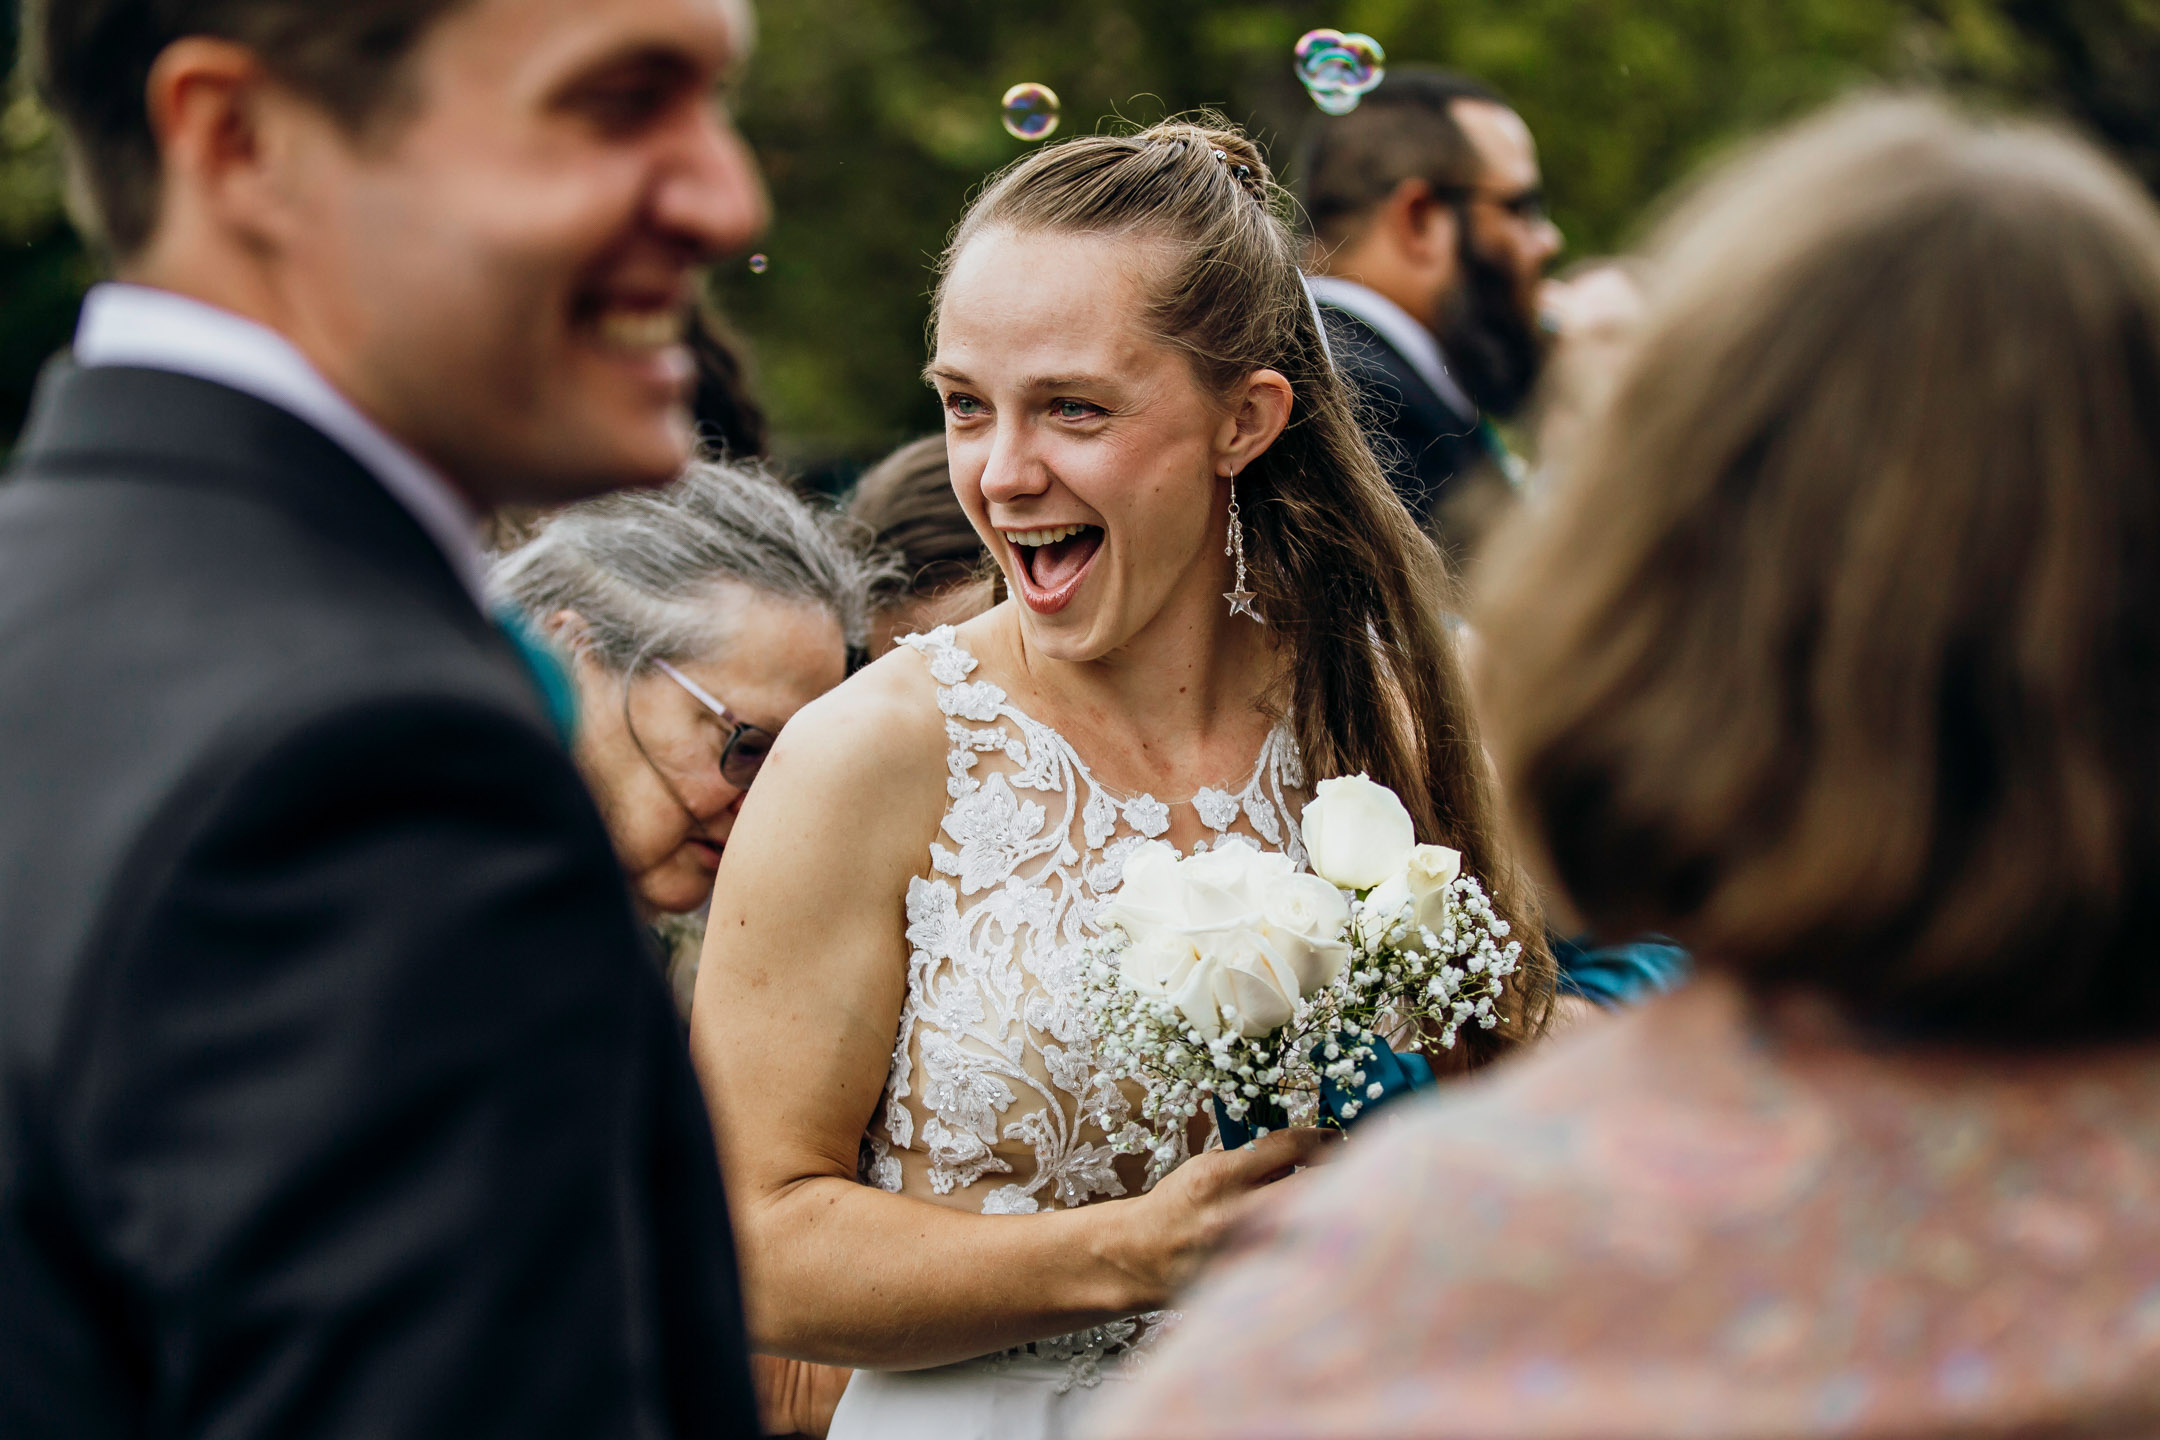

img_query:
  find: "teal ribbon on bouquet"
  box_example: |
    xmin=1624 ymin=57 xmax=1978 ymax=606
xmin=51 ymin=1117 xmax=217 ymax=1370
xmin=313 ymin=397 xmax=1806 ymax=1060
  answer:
xmin=1211 ymin=1036 xmax=1436 ymax=1149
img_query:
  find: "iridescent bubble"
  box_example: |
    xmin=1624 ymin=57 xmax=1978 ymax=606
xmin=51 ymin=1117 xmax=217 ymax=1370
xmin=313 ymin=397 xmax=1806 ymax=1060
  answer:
xmin=1295 ymin=28 xmax=1350 ymax=72
xmin=1295 ymin=29 xmax=1387 ymax=116
xmin=1307 ymin=73 xmax=1364 ymax=117
xmin=747 ymin=253 xmax=769 ymax=274
xmin=1001 ymin=82 xmax=1061 ymax=142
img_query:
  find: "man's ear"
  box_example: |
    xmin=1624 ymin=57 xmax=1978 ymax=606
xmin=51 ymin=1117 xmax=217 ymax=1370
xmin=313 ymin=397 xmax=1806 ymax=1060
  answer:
xmin=139 ymin=37 xmax=302 ymax=262
xmin=1385 ymin=177 xmax=1457 ymax=269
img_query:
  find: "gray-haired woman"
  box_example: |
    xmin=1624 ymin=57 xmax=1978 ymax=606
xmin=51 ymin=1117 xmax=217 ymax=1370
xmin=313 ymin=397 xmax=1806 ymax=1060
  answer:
xmin=496 ymin=458 xmax=880 ymax=1438
xmin=493 ymin=457 xmax=884 ymax=955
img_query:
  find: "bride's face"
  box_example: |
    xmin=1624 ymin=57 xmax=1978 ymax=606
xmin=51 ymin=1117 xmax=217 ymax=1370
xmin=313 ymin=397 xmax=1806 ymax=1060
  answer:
xmin=930 ymin=228 xmax=1241 ymax=662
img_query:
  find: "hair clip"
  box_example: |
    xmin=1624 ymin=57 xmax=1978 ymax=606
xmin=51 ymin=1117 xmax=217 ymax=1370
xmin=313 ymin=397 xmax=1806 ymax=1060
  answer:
xmin=1211 ymin=145 xmax=1257 ymax=191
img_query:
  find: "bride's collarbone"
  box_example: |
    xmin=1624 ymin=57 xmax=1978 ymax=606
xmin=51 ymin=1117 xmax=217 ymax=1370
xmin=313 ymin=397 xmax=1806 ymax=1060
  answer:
xmin=957 ymin=616 xmax=1284 ymax=798
xmin=990 ymin=678 xmax=1281 ymax=800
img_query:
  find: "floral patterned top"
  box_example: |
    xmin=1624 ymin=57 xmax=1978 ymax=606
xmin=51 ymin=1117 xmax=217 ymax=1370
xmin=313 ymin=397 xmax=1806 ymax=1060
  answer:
xmin=1087 ymin=974 xmax=2160 ymax=1439
xmin=861 ymin=626 xmax=1307 ymax=1388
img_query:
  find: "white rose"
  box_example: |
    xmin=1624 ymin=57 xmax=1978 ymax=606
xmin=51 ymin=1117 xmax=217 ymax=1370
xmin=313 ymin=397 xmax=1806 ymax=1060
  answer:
xmin=1117 ymin=931 xmax=1219 ymax=1031
xmin=1360 ymin=844 xmax=1463 ymax=949
xmin=1178 ymin=844 xmax=1295 ymax=928
xmin=1299 ymin=774 xmax=1416 ymax=891
xmin=1101 ymin=840 xmax=1189 ymax=936
xmin=1205 ymin=933 xmax=1303 ymax=1037
xmin=1105 ymin=841 xmax=1287 ymax=937
xmin=1263 ymin=873 xmax=1352 ymax=989
xmin=1104 ymin=842 xmax=1347 ymax=1039
xmin=1118 ymin=928 xmax=1296 ymax=1041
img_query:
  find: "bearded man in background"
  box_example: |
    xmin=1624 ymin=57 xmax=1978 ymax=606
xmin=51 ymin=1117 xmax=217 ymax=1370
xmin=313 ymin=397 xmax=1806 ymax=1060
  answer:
xmin=1299 ymin=67 xmax=1567 ymax=566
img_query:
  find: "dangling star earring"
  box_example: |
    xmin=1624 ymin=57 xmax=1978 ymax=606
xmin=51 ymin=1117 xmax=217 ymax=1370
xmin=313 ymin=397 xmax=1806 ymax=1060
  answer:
xmin=1224 ymin=472 xmax=1264 ymax=623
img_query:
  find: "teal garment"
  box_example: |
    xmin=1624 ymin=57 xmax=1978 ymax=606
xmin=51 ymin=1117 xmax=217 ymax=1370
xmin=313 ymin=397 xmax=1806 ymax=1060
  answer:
xmin=1477 ymin=417 xmax=1531 ymax=488
xmin=1554 ymin=932 xmax=1691 ymax=1007
xmin=492 ymin=609 xmax=578 ymax=746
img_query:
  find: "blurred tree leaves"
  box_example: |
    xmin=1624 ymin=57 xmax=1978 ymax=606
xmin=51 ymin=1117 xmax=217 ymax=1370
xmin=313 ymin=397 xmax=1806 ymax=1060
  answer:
xmin=716 ymin=0 xmax=2155 ymax=467
xmin=1999 ymin=0 xmax=2160 ymax=190
xmin=4 ymin=0 xmax=2155 ymax=457
xmin=2 ymin=0 xmax=99 ymax=445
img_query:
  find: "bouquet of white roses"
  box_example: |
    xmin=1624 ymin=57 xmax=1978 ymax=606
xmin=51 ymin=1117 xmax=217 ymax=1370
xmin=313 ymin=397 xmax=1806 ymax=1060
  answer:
xmin=1086 ymin=774 xmax=1522 ymax=1162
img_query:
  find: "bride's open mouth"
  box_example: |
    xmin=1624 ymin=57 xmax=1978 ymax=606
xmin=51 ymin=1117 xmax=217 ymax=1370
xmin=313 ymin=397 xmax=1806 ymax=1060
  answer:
xmin=1006 ymin=524 xmax=1104 ymax=615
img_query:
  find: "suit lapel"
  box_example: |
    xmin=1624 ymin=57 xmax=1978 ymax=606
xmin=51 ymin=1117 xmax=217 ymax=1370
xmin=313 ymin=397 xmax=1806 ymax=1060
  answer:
xmin=1322 ymin=307 xmax=1479 ymax=442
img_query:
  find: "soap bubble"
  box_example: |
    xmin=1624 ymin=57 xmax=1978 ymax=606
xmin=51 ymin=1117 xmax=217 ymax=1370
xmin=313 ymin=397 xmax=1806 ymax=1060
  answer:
xmin=1295 ymin=29 xmax=1386 ymax=116
xmin=1296 ymin=29 xmax=1384 ymax=91
xmin=1001 ymin=83 xmax=1061 ymax=142
xmin=747 ymin=253 xmax=769 ymax=275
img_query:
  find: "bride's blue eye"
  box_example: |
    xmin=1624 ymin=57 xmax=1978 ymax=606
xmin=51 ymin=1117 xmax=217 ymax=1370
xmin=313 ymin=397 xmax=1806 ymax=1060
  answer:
xmin=946 ymin=395 xmax=984 ymax=418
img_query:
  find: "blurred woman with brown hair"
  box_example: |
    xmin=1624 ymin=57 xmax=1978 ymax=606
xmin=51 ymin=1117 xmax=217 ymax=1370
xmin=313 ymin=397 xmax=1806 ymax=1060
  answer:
xmin=1095 ymin=95 xmax=2160 ymax=1439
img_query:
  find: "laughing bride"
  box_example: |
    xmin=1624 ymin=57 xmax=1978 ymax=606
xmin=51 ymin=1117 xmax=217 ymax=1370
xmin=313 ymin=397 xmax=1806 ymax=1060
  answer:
xmin=691 ymin=119 xmax=1553 ymax=1440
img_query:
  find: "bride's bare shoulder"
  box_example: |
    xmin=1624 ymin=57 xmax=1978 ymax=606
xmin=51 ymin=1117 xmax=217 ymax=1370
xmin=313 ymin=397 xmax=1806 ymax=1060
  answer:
xmin=756 ymin=634 xmax=954 ymax=803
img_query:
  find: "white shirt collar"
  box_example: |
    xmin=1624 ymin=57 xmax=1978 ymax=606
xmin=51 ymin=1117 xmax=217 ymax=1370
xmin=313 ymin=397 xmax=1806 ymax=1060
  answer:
xmin=72 ymin=283 xmax=488 ymax=606
xmin=1303 ymin=274 xmax=1479 ymax=420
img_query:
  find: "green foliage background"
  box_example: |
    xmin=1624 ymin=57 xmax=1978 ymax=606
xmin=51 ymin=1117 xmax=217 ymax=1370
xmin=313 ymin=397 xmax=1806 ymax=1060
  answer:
xmin=4 ymin=0 xmax=2156 ymax=460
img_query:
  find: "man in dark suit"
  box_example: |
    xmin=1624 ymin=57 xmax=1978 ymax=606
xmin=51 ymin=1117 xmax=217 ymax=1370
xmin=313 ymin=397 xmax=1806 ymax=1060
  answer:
xmin=1298 ymin=69 xmax=1566 ymax=566
xmin=0 ymin=1 xmax=769 ymax=1435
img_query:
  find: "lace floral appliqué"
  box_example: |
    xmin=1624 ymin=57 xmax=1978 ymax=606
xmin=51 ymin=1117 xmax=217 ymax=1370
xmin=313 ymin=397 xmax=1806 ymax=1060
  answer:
xmin=864 ymin=626 xmax=1306 ymax=1386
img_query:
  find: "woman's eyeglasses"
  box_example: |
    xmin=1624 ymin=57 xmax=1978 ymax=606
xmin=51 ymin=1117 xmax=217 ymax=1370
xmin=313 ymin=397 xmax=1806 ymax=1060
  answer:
xmin=653 ymin=659 xmax=777 ymax=790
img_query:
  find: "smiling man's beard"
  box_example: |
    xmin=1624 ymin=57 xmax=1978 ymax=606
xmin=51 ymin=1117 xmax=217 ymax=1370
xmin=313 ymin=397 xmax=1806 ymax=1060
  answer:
xmin=1436 ymin=226 xmax=1550 ymax=421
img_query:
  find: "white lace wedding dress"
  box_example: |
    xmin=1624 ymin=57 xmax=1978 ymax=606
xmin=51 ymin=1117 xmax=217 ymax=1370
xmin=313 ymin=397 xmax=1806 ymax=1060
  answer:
xmin=826 ymin=626 xmax=1308 ymax=1440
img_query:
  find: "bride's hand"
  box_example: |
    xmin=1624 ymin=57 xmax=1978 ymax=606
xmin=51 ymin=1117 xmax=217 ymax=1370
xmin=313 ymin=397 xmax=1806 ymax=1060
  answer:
xmin=1108 ymin=1126 xmax=1340 ymax=1305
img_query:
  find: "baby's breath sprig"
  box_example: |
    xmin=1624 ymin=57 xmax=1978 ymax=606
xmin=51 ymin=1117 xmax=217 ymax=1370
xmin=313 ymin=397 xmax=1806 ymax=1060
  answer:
xmin=1085 ymin=870 xmax=1520 ymax=1163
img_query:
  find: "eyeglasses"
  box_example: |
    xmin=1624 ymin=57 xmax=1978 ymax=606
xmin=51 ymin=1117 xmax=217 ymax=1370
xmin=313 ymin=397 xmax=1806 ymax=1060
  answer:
xmin=1439 ymin=182 xmax=1550 ymax=224
xmin=653 ymin=658 xmax=778 ymax=790
xmin=1493 ymin=187 xmax=1549 ymax=222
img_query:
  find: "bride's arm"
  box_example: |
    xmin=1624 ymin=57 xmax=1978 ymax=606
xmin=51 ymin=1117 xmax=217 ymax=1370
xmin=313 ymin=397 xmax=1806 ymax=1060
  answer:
xmin=690 ymin=659 xmax=1328 ymax=1370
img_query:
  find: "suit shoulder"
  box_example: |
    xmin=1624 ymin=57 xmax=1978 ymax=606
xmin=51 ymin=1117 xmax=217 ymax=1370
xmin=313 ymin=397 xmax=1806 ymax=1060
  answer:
xmin=204 ymin=684 xmax=580 ymax=812
xmin=0 ymin=468 xmax=529 ymax=730
xmin=104 ymin=686 xmax=598 ymax=971
xmin=0 ymin=481 xmax=560 ymax=1074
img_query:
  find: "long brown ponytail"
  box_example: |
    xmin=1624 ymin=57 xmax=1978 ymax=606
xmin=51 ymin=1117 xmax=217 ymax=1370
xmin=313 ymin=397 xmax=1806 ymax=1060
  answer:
xmin=935 ymin=116 xmax=1553 ymax=1054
